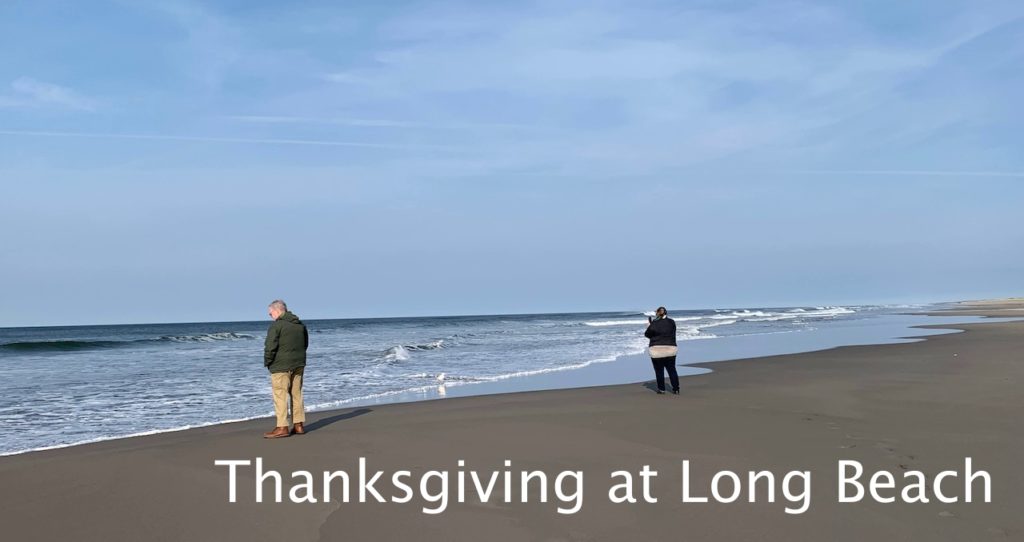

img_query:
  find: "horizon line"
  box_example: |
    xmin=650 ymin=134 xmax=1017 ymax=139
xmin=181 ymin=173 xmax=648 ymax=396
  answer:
xmin=0 ymin=299 xmax=970 ymax=330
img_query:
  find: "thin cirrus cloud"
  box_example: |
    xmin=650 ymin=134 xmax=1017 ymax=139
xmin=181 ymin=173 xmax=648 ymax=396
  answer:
xmin=284 ymin=2 xmax=1024 ymax=175
xmin=6 ymin=1 xmax=1020 ymax=176
xmin=0 ymin=129 xmax=455 ymax=150
xmin=224 ymin=115 xmax=540 ymax=131
xmin=226 ymin=115 xmax=419 ymax=128
xmin=789 ymin=170 xmax=1024 ymax=178
xmin=2 ymin=77 xmax=96 ymax=111
xmin=1 ymin=0 xmax=1023 ymax=325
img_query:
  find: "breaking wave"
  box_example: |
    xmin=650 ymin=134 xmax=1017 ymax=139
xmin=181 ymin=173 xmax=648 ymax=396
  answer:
xmin=584 ymin=319 xmax=648 ymax=327
xmin=158 ymin=332 xmax=256 ymax=342
xmin=1 ymin=332 xmax=256 ymax=353
xmin=0 ymin=340 xmax=127 ymax=352
xmin=378 ymin=339 xmax=447 ymax=362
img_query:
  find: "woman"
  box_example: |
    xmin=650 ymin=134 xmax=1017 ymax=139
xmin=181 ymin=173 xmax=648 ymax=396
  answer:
xmin=644 ymin=306 xmax=679 ymax=394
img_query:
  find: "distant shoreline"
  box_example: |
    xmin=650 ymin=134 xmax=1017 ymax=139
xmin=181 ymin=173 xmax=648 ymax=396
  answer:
xmin=1 ymin=300 xmax=1021 ymax=540
xmin=1 ymin=299 xmax=1016 ymax=457
xmin=0 ymin=299 xmax=972 ymax=330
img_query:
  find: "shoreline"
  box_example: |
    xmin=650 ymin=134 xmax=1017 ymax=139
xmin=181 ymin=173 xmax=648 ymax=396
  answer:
xmin=1 ymin=303 xmax=1013 ymax=458
xmin=1 ymin=300 xmax=1022 ymax=540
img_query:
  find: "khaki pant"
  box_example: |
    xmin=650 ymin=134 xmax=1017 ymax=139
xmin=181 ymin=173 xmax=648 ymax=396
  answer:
xmin=271 ymin=367 xmax=305 ymax=427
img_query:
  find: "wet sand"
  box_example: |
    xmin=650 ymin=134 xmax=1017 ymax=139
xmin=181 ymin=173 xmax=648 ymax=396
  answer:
xmin=1 ymin=301 xmax=1021 ymax=541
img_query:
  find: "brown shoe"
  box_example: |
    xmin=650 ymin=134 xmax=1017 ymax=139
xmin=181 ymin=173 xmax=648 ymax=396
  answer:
xmin=263 ymin=426 xmax=290 ymax=439
xmin=291 ymin=422 xmax=305 ymax=436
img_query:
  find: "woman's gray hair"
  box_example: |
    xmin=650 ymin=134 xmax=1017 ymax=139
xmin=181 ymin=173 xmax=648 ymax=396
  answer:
xmin=268 ymin=299 xmax=288 ymax=312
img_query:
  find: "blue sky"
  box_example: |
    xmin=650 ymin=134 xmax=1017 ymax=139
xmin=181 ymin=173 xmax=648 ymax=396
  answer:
xmin=1 ymin=0 xmax=1022 ymax=326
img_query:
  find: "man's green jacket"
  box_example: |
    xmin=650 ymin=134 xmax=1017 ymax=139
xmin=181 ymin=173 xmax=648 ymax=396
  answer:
xmin=264 ymin=311 xmax=308 ymax=373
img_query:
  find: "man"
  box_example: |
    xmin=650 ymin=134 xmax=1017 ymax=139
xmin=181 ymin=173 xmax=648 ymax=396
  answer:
xmin=264 ymin=299 xmax=309 ymax=438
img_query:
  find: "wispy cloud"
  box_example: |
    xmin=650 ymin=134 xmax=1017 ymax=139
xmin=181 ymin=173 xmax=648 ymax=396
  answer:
xmin=290 ymin=1 xmax=1024 ymax=175
xmin=790 ymin=170 xmax=1024 ymax=178
xmin=143 ymin=1 xmax=241 ymax=90
xmin=0 ymin=129 xmax=454 ymax=150
xmin=224 ymin=115 xmax=537 ymax=130
xmin=4 ymin=1 xmax=1022 ymax=179
xmin=225 ymin=115 xmax=419 ymax=128
xmin=2 ymin=77 xmax=96 ymax=111
xmin=322 ymin=72 xmax=374 ymax=84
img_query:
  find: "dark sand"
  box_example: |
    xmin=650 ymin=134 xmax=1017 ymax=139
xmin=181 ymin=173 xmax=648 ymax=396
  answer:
xmin=1 ymin=302 xmax=1021 ymax=541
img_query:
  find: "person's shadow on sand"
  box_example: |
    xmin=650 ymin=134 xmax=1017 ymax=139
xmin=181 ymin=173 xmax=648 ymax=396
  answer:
xmin=303 ymin=408 xmax=372 ymax=433
xmin=640 ymin=382 xmax=674 ymax=394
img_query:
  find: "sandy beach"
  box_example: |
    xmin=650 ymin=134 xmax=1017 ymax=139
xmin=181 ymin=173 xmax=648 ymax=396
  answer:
xmin=1 ymin=301 xmax=1021 ymax=541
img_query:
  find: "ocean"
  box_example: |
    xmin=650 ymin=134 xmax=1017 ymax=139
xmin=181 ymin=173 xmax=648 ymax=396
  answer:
xmin=0 ymin=304 xmax=951 ymax=455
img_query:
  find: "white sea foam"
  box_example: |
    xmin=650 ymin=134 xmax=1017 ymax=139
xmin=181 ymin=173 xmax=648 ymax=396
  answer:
xmin=312 ymin=342 xmax=651 ymax=410
xmin=697 ymin=319 xmax=738 ymax=329
xmin=462 ymin=347 xmax=648 ymax=382
xmin=677 ymin=325 xmax=720 ymax=340
xmin=584 ymin=315 xmax=704 ymax=326
xmin=160 ymin=332 xmax=255 ymax=342
xmin=405 ymin=339 xmax=446 ymax=351
xmin=0 ymin=415 xmax=263 ymax=457
xmin=810 ymin=306 xmax=855 ymax=316
xmin=710 ymin=311 xmax=760 ymax=320
xmin=584 ymin=319 xmax=648 ymax=327
xmin=306 ymin=385 xmax=441 ymax=411
xmin=381 ymin=345 xmax=411 ymax=362
xmin=0 ymin=304 xmax=885 ymax=456
xmin=716 ymin=306 xmax=855 ymax=322
xmin=744 ymin=315 xmax=799 ymax=322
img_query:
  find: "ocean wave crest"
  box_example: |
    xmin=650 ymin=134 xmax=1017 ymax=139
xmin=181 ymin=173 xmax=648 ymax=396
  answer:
xmin=696 ymin=319 xmax=737 ymax=329
xmin=380 ymin=345 xmax=411 ymax=362
xmin=403 ymin=339 xmax=446 ymax=351
xmin=584 ymin=319 xmax=647 ymax=327
xmin=0 ymin=340 xmax=127 ymax=352
xmin=2 ymin=331 xmax=257 ymax=353
xmin=158 ymin=332 xmax=256 ymax=342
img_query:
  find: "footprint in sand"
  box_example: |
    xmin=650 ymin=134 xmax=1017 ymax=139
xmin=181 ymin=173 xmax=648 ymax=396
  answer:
xmin=873 ymin=442 xmax=897 ymax=455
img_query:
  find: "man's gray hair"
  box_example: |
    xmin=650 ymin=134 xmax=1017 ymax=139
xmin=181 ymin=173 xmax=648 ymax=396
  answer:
xmin=269 ymin=299 xmax=288 ymax=312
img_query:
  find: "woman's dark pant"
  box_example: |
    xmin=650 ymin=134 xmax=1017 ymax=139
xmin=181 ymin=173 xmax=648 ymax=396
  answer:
xmin=651 ymin=355 xmax=680 ymax=392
